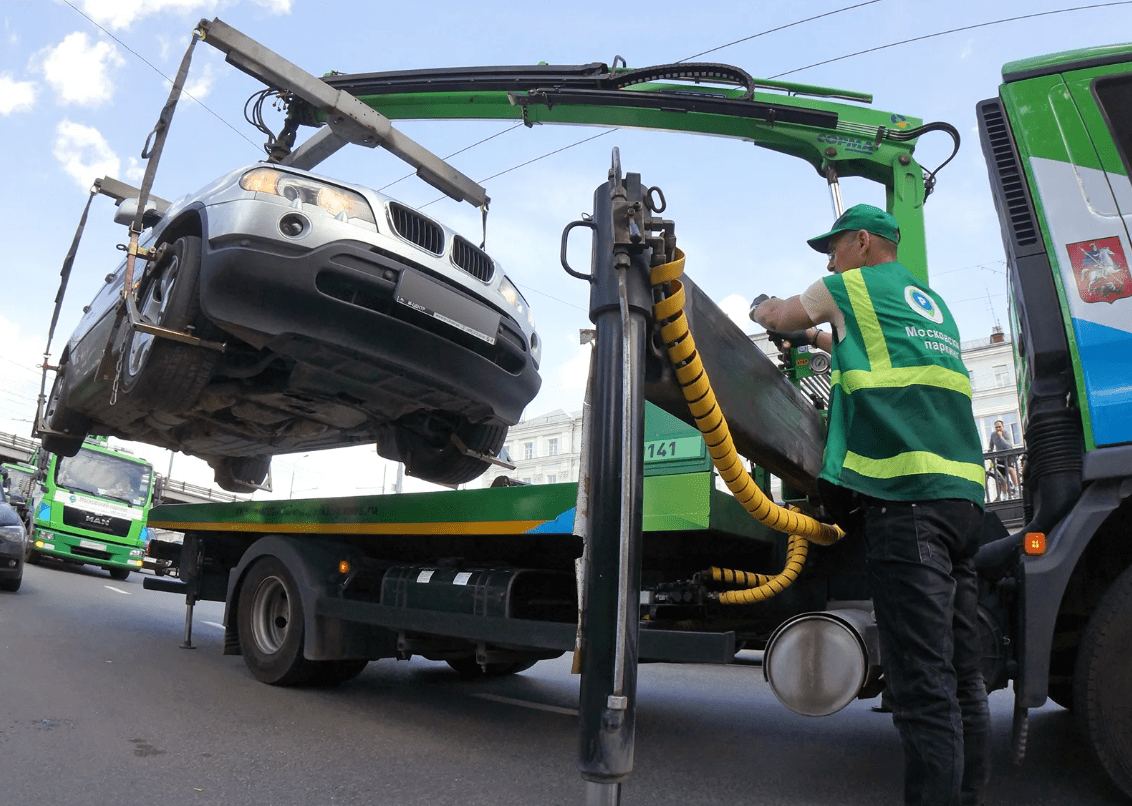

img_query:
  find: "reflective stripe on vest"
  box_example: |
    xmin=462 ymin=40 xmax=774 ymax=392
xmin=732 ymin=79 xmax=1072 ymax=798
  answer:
xmin=843 ymin=450 xmax=986 ymax=486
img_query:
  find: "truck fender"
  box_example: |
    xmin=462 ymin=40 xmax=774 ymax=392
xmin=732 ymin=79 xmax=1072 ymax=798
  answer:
xmin=1017 ymin=477 xmax=1132 ymax=708
xmin=221 ymin=534 xmax=351 ymax=660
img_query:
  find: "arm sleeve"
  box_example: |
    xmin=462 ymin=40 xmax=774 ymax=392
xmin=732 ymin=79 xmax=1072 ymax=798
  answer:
xmin=800 ymin=278 xmax=846 ymax=341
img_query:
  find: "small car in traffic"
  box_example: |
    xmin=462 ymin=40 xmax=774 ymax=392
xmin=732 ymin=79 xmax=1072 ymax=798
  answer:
xmin=43 ymin=164 xmax=542 ymax=492
xmin=0 ymin=484 xmax=26 ymax=592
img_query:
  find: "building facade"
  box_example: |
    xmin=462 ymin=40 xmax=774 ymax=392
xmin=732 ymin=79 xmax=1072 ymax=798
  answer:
xmin=480 ymin=409 xmax=585 ymax=487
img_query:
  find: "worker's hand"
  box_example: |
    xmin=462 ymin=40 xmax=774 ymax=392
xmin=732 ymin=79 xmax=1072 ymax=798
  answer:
xmin=767 ymin=328 xmax=815 ymax=349
xmin=749 ymin=294 xmax=774 ymax=321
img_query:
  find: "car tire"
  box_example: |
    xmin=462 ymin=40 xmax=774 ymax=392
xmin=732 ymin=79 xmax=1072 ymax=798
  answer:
xmin=119 ymin=235 xmax=218 ymax=412
xmin=41 ymin=359 xmax=91 ymax=458
xmin=212 ymin=455 xmax=271 ymax=494
xmin=107 ymin=567 xmax=130 ymax=581
xmin=237 ymin=556 xmax=316 ymax=686
xmin=402 ymin=421 xmax=508 ymax=487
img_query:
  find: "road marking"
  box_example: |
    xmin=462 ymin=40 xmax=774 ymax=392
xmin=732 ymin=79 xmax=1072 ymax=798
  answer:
xmin=203 ymin=621 xmax=225 ymax=629
xmin=104 ymin=586 xmax=130 ymax=595
xmin=471 ymin=692 xmax=578 ymax=716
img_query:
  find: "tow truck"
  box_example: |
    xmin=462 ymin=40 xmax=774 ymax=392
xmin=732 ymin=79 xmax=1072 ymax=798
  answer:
xmin=102 ymin=19 xmax=1132 ymax=804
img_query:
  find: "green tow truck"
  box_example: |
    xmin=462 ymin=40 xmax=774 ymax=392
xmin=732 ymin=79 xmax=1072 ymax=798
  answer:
xmin=140 ymin=20 xmax=1132 ymax=803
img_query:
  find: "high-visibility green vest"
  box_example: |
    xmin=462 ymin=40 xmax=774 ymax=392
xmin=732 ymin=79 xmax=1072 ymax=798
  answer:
xmin=821 ymin=262 xmax=985 ymax=506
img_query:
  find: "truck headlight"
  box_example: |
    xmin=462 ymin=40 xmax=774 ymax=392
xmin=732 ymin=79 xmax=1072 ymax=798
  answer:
xmin=0 ymin=525 xmax=25 ymax=546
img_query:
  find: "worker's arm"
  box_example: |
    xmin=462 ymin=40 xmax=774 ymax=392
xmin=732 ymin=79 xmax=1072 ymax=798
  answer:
xmin=751 ymin=295 xmax=814 ymax=332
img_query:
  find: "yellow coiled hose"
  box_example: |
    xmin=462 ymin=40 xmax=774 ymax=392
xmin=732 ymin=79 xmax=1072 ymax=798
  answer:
xmin=649 ymin=248 xmax=844 ymax=605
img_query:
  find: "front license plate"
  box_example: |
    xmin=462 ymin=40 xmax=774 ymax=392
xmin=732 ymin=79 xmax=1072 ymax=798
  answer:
xmin=395 ymin=270 xmax=500 ymax=345
xmin=79 ymin=539 xmax=107 ymax=551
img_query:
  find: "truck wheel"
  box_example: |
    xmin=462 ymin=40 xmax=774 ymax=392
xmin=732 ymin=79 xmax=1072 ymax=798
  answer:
xmin=107 ymin=567 xmax=130 ymax=581
xmin=446 ymin=656 xmax=538 ymax=678
xmin=402 ymin=421 xmax=508 ymax=487
xmin=212 ymin=455 xmax=270 ymax=495
xmin=237 ymin=556 xmax=316 ymax=686
xmin=119 ymin=235 xmax=218 ymax=412
xmin=1074 ymin=564 xmax=1132 ymax=798
xmin=0 ymin=577 xmax=20 ymax=593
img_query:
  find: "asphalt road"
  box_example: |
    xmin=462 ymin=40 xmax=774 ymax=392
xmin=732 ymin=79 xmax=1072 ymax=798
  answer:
xmin=1 ymin=561 xmax=1126 ymax=806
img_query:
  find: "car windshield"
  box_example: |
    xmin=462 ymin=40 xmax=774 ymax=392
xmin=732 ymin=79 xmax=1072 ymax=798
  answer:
xmin=55 ymin=449 xmax=151 ymax=507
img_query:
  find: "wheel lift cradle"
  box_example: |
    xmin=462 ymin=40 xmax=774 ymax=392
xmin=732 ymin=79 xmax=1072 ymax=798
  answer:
xmin=144 ymin=158 xmax=826 ymax=804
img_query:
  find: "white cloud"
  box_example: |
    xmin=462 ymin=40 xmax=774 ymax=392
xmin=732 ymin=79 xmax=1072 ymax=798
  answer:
xmin=125 ymin=157 xmax=146 ymax=182
xmin=37 ymin=32 xmax=125 ymax=106
xmin=557 ymin=341 xmax=594 ymax=395
xmin=0 ymin=73 xmax=36 ymax=115
xmin=54 ymin=120 xmax=121 ymax=190
xmin=183 ymin=62 xmax=216 ymax=100
xmin=0 ymin=314 xmax=53 ymax=439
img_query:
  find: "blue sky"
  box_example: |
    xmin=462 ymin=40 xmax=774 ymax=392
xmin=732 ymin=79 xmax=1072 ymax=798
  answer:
xmin=1 ymin=0 xmax=1129 ymax=496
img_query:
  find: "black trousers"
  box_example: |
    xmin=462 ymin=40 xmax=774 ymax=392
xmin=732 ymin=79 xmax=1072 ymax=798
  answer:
xmin=861 ymin=498 xmax=989 ymax=806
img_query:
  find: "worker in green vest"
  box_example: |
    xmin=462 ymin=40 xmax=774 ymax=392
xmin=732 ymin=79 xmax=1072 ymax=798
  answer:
xmin=751 ymin=203 xmax=988 ymax=806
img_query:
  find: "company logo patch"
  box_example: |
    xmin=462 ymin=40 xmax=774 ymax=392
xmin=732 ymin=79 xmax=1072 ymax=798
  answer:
xmin=904 ymin=286 xmax=944 ymax=324
xmin=890 ymin=114 xmax=909 ymax=130
xmin=1068 ymin=236 xmax=1131 ymax=304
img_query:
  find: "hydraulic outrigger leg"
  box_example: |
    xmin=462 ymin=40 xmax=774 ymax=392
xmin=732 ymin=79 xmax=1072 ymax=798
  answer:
xmin=572 ymin=150 xmax=674 ymax=804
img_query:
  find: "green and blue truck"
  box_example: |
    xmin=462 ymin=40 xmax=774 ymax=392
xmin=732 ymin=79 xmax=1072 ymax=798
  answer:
xmin=136 ymin=20 xmax=1132 ymax=803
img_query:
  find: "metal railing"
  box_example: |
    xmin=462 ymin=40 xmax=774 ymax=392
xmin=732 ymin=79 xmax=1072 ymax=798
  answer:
xmin=983 ymin=445 xmax=1025 ymax=504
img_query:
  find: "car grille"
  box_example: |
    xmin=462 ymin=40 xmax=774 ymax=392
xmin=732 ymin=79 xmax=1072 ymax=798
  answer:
xmin=452 ymin=236 xmax=495 ymax=282
xmin=62 ymin=507 xmax=132 ymax=538
xmin=387 ymin=203 xmax=444 ymax=255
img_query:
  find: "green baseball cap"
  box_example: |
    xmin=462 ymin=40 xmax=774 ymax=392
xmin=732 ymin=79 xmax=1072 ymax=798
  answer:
xmin=806 ymin=203 xmax=901 ymax=253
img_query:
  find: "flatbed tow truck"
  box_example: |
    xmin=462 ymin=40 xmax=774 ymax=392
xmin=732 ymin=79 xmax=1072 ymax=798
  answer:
xmin=118 ymin=18 xmax=1132 ymax=804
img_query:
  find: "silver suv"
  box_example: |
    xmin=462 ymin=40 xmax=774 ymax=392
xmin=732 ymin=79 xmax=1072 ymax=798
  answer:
xmin=44 ymin=164 xmax=542 ymax=492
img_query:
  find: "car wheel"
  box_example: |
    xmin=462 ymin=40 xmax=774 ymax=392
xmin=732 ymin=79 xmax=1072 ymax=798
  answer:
xmin=237 ymin=556 xmax=316 ymax=686
xmin=401 ymin=420 xmax=508 ymax=487
xmin=212 ymin=455 xmax=271 ymax=494
xmin=41 ymin=359 xmax=90 ymax=458
xmin=107 ymin=567 xmax=130 ymax=581
xmin=119 ymin=234 xmax=218 ymax=411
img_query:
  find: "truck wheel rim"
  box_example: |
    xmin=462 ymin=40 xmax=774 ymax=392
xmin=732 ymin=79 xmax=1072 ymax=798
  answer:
xmin=250 ymin=576 xmax=291 ymax=654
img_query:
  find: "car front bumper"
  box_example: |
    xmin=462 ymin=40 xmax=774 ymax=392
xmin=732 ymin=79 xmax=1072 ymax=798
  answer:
xmin=197 ymin=231 xmax=541 ymax=425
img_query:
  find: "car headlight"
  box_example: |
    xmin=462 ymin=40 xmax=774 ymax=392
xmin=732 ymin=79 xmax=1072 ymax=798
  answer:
xmin=499 ymin=276 xmax=540 ymax=365
xmin=240 ymin=168 xmax=377 ymax=231
xmin=0 ymin=525 xmax=24 ymax=546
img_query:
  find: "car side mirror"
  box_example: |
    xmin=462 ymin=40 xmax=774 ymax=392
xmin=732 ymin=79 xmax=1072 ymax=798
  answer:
xmin=114 ymin=198 xmax=164 ymax=229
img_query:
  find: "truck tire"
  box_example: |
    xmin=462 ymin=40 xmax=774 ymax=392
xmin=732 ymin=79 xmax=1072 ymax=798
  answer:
xmin=1074 ymin=563 xmax=1132 ymax=799
xmin=402 ymin=421 xmax=508 ymax=487
xmin=107 ymin=567 xmax=130 ymax=581
xmin=119 ymin=235 xmax=218 ymax=412
xmin=0 ymin=576 xmax=20 ymax=593
xmin=237 ymin=556 xmax=316 ymax=686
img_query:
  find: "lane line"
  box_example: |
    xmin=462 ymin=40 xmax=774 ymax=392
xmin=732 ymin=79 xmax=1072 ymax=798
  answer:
xmin=203 ymin=621 xmax=225 ymax=629
xmin=104 ymin=585 xmax=130 ymax=595
xmin=471 ymin=692 xmax=578 ymax=716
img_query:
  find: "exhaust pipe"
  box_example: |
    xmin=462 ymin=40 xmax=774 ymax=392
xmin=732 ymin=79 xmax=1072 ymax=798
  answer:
xmin=763 ymin=608 xmax=882 ymax=717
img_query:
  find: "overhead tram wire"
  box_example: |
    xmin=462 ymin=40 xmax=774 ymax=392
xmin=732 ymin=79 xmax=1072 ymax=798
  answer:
xmin=61 ymin=0 xmax=261 ymax=152
xmin=770 ymin=1 xmax=1132 ymax=78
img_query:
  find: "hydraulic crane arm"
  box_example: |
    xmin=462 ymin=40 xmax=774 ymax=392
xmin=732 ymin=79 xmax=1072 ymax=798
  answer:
xmin=288 ymin=61 xmax=936 ymax=279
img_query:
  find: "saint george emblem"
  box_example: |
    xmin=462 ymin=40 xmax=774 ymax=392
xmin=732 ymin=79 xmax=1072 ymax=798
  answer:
xmin=1068 ymin=236 xmax=1132 ymax=304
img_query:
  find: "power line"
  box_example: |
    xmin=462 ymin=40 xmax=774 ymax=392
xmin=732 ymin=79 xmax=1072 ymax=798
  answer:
xmin=771 ymin=2 xmax=1132 ymax=78
xmin=678 ymin=0 xmax=883 ymax=62
xmin=379 ymin=123 xmax=527 ymax=193
xmin=60 ymin=0 xmax=261 ymax=151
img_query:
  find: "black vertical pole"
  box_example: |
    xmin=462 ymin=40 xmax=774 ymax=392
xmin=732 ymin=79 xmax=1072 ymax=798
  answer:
xmin=577 ymin=156 xmax=652 ymax=804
